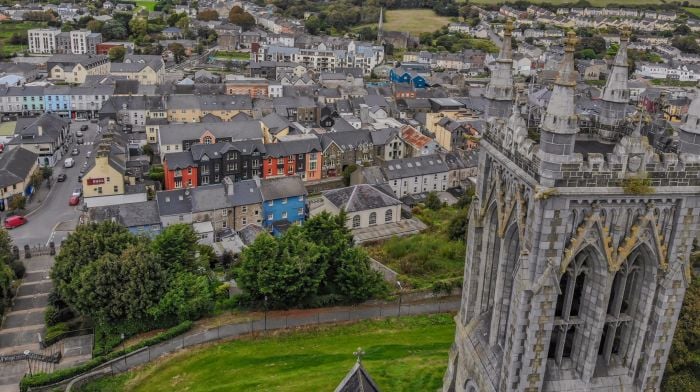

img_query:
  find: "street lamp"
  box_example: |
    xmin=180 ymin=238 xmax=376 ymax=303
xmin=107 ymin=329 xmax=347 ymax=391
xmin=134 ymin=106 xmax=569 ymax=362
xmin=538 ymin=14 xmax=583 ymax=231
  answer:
xmin=24 ymin=350 xmax=32 ymax=376
xmin=264 ymin=295 xmax=268 ymax=332
xmin=396 ymin=281 xmax=403 ymax=318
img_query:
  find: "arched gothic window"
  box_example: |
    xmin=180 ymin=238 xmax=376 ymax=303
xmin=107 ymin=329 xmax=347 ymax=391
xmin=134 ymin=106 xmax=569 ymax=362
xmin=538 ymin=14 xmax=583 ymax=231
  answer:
xmin=352 ymin=215 xmax=360 ymax=228
xmin=369 ymin=212 xmax=377 ymax=225
xmin=480 ymin=207 xmax=500 ymax=313
xmin=385 ymin=209 xmax=393 ymax=222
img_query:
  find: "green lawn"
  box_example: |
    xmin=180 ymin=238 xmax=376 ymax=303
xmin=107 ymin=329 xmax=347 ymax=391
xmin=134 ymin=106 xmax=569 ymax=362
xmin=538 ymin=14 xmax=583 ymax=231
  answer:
xmin=0 ymin=21 xmax=46 ymax=56
xmin=685 ymin=7 xmax=700 ymax=18
xmin=214 ymin=50 xmax=250 ymax=60
xmin=472 ymin=0 xmax=699 ymax=5
xmin=136 ymin=0 xmax=157 ymax=11
xmin=366 ymin=205 xmax=467 ymax=290
xmin=77 ymin=314 xmax=456 ymax=392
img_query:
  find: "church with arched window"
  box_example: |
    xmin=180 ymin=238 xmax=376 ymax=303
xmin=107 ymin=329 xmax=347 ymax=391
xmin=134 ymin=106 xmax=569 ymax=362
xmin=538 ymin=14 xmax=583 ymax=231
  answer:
xmin=442 ymin=21 xmax=700 ymax=392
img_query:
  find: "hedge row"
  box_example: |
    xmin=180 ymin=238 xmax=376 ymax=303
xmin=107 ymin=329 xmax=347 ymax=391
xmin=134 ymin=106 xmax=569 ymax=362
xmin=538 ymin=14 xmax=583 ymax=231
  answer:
xmin=20 ymin=321 xmax=193 ymax=392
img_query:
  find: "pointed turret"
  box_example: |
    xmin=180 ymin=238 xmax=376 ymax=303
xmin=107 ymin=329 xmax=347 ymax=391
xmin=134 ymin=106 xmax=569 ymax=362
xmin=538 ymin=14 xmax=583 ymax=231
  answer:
xmin=537 ymin=31 xmax=580 ymax=185
xmin=483 ymin=19 xmax=515 ymax=119
xmin=678 ymin=84 xmax=700 ymax=155
xmin=599 ymin=28 xmax=631 ymax=141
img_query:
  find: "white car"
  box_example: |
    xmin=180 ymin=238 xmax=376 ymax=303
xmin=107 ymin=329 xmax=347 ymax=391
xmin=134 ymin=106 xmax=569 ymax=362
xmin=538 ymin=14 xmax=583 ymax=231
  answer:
xmin=64 ymin=158 xmax=75 ymax=168
xmin=72 ymin=188 xmax=82 ymax=197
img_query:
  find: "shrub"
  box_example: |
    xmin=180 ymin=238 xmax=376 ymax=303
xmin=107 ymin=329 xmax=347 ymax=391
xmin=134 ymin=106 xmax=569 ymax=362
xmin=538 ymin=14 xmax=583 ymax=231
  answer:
xmin=623 ymin=175 xmax=654 ymax=195
xmin=10 ymin=260 xmax=25 ymax=279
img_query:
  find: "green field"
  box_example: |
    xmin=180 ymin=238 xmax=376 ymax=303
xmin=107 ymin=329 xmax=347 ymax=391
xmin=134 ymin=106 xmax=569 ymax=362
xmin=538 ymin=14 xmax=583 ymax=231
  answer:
xmin=136 ymin=0 xmax=157 ymax=11
xmin=77 ymin=314 xmax=456 ymax=392
xmin=383 ymin=9 xmax=452 ymax=34
xmin=0 ymin=21 xmax=46 ymax=56
xmin=685 ymin=7 xmax=700 ymax=18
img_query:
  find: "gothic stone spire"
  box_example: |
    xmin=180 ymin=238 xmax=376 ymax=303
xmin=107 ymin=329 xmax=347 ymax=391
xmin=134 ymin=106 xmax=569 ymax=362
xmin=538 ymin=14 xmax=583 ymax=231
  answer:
xmin=483 ymin=19 xmax=515 ymax=119
xmin=599 ymin=28 xmax=631 ymax=140
xmin=537 ymin=31 xmax=580 ymax=185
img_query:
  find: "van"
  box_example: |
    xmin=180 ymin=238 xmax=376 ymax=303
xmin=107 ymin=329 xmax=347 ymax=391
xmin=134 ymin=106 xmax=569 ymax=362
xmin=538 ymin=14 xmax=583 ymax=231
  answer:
xmin=64 ymin=158 xmax=74 ymax=168
xmin=4 ymin=215 xmax=27 ymax=229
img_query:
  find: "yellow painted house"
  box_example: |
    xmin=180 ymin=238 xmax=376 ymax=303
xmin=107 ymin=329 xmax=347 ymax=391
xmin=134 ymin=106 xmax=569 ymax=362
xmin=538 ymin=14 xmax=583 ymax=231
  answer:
xmin=82 ymin=144 xmax=126 ymax=198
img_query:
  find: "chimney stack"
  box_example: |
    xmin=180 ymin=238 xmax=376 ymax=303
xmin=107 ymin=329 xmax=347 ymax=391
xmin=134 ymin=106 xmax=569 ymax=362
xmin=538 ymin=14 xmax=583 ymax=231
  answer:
xmin=37 ymin=126 xmax=43 ymax=136
xmin=223 ymin=176 xmax=234 ymax=196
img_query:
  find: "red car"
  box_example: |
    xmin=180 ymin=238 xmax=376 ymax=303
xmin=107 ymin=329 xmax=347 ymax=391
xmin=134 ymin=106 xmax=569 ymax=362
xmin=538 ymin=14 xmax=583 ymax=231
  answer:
xmin=69 ymin=195 xmax=80 ymax=206
xmin=4 ymin=215 xmax=27 ymax=229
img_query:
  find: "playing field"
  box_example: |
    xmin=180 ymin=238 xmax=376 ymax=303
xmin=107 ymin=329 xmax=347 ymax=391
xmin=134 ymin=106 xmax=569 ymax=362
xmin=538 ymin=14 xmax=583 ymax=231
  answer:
xmin=383 ymin=9 xmax=452 ymax=34
xmin=77 ymin=314 xmax=456 ymax=392
xmin=0 ymin=21 xmax=46 ymax=56
xmin=685 ymin=7 xmax=700 ymax=18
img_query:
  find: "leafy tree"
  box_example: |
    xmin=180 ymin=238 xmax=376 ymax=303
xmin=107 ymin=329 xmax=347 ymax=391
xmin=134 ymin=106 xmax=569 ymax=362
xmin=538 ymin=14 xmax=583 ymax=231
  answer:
xmin=52 ymin=221 xmax=138 ymax=306
xmin=342 ymin=163 xmax=357 ymax=186
xmin=334 ymin=247 xmax=386 ymax=302
xmin=9 ymin=32 xmax=27 ymax=45
xmin=175 ymin=15 xmax=190 ymax=34
xmin=108 ymin=46 xmax=126 ymax=62
xmin=167 ymin=12 xmax=187 ymax=27
xmin=197 ymin=9 xmax=219 ymax=21
xmin=141 ymin=143 xmax=154 ymax=160
xmin=101 ymin=20 xmax=128 ymax=40
xmin=41 ymin=166 xmax=53 ymax=180
xmin=86 ymin=19 xmax=103 ymax=33
xmin=8 ymin=195 xmax=26 ymax=211
xmin=237 ymin=229 xmax=323 ymax=309
xmin=30 ymin=169 xmax=44 ymax=189
xmin=129 ymin=16 xmax=148 ymax=38
xmin=229 ymin=6 xmax=255 ymax=31
xmin=674 ymin=24 xmax=691 ymax=35
xmin=72 ymin=241 xmax=166 ymax=323
xmin=425 ymin=191 xmax=442 ymax=210
xmin=673 ymin=36 xmax=700 ymax=55
xmin=148 ymin=271 xmax=214 ymax=323
xmin=151 ymin=224 xmax=200 ymax=271
xmin=168 ymin=43 xmax=187 ymax=64
xmin=447 ymin=208 xmax=470 ymax=241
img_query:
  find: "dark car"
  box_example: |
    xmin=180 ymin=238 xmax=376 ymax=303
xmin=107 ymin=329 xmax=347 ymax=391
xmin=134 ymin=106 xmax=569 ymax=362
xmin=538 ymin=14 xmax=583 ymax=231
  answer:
xmin=56 ymin=173 xmax=67 ymax=182
xmin=77 ymin=137 xmax=84 ymax=145
xmin=80 ymin=125 xmax=88 ymax=132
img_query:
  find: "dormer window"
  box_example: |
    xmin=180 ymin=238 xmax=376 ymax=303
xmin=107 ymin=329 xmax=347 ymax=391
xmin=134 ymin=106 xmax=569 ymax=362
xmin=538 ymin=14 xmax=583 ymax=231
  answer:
xmin=203 ymin=136 xmax=213 ymax=144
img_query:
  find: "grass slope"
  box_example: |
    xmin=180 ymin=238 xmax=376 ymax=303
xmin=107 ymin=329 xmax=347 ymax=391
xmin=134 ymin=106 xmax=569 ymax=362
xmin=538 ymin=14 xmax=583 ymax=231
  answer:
xmin=366 ymin=205 xmax=466 ymax=290
xmin=383 ymin=9 xmax=452 ymax=35
xmin=78 ymin=314 xmax=456 ymax=392
xmin=0 ymin=21 xmax=46 ymax=56
xmin=686 ymin=7 xmax=700 ymax=18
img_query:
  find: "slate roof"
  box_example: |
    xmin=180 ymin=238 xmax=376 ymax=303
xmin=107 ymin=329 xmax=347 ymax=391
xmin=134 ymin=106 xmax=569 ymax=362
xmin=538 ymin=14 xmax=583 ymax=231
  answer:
xmin=370 ymin=127 xmax=401 ymax=146
xmin=324 ymin=184 xmax=401 ymax=213
xmin=320 ymin=129 xmax=372 ymax=151
xmin=264 ymin=138 xmax=322 ymax=157
xmin=382 ymin=154 xmax=450 ymax=180
xmin=259 ymin=176 xmax=307 ymax=201
xmin=262 ymin=112 xmax=292 ymax=134
xmin=334 ymin=362 xmax=381 ymax=392
xmin=163 ymin=151 xmax=195 ymax=169
xmin=89 ymin=200 xmax=161 ymax=228
xmin=10 ymin=113 xmax=69 ymax=145
xmin=0 ymin=147 xmax=37 ymax=188
xmin=158 ymin=121 xmax=263 ymax=145
xmin=190 ymin=184 xmax=230 ymax=212
xmin=238 ymin=224 xmax=264 ymax=245
xmin=230 ymin=178 xmax=263 ymax=206
xmin=156 ymin=188 xmax=193 ymax=216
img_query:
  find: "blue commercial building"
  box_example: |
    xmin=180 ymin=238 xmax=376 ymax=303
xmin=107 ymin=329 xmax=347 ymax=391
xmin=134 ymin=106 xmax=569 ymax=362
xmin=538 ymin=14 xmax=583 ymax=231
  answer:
xmin=259 ymin=176 xmax=308 ymax=235
xmin=389 ymin=63 xmax=430 ymax=89
xmin=43 ymin=85 xmax=72 ymax=117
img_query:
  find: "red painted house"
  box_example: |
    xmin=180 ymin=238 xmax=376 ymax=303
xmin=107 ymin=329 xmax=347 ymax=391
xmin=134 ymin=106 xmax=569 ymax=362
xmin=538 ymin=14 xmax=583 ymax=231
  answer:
xmin=261 ymin=138 xmax=323 ymax=180
xmin=163 ymin=152 xmax=198 ymax=190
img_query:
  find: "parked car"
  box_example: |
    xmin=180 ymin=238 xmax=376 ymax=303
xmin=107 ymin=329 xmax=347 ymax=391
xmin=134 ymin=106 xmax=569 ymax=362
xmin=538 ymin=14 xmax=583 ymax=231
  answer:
xmin=64 ymin=157 xmax=75 ymax=167
xmin=76 ymin=131 xmax=84 ymax=137
xmin=4 ymin=215 xmax=27 ymax=229
xmin=77 ymin=138 xmax=84 ymax=145
xmin=77 ymin=174 xmax=83 ymax=182
xmin=72 ymin=188 xmax=82 ymax=197
xmin=69 ymin=195 xmax=80 ymax=206
xmin=56 ymin=173 xmax=67 ymax=182
xmin=71 ymin=148 xmax=80 ymax=156
xmin=80 ymin=125 xmax=88 ymax=132
xmin=86 ymin=151 xmax=91 ymax=158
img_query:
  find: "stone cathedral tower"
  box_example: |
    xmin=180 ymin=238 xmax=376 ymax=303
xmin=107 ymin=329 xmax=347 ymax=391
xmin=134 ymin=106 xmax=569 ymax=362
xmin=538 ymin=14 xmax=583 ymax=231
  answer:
xmin=442 ymin=30 xmax=700 ymax=392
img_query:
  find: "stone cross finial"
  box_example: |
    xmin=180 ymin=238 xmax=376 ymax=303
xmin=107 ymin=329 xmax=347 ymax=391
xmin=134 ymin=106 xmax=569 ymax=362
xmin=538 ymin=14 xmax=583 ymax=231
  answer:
xmin=620 ymin=26 xmax=631 ymax=42
xmin=353 ymin=347 xmax=365 ymax=364
xmin=504 ymin=19 xmax=514 ymax=37
xmin=565 ymin=31 xmax=578 ymax=52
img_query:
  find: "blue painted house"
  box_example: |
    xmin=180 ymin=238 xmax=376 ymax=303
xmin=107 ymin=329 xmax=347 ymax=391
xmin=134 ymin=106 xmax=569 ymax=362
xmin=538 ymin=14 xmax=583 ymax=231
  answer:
xmin=43 ymin=85 xmax=72 ymax=117
xmin=389 ymin=63 xmax=430 ymax=89
xmin=259 ymin=176 xmax=308 ymax=235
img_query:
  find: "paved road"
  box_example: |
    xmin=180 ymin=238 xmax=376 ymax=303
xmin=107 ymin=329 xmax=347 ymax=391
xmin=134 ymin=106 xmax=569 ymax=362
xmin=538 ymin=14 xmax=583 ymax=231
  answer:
xmin=9 ymin=122 xmax=101 ymax=248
